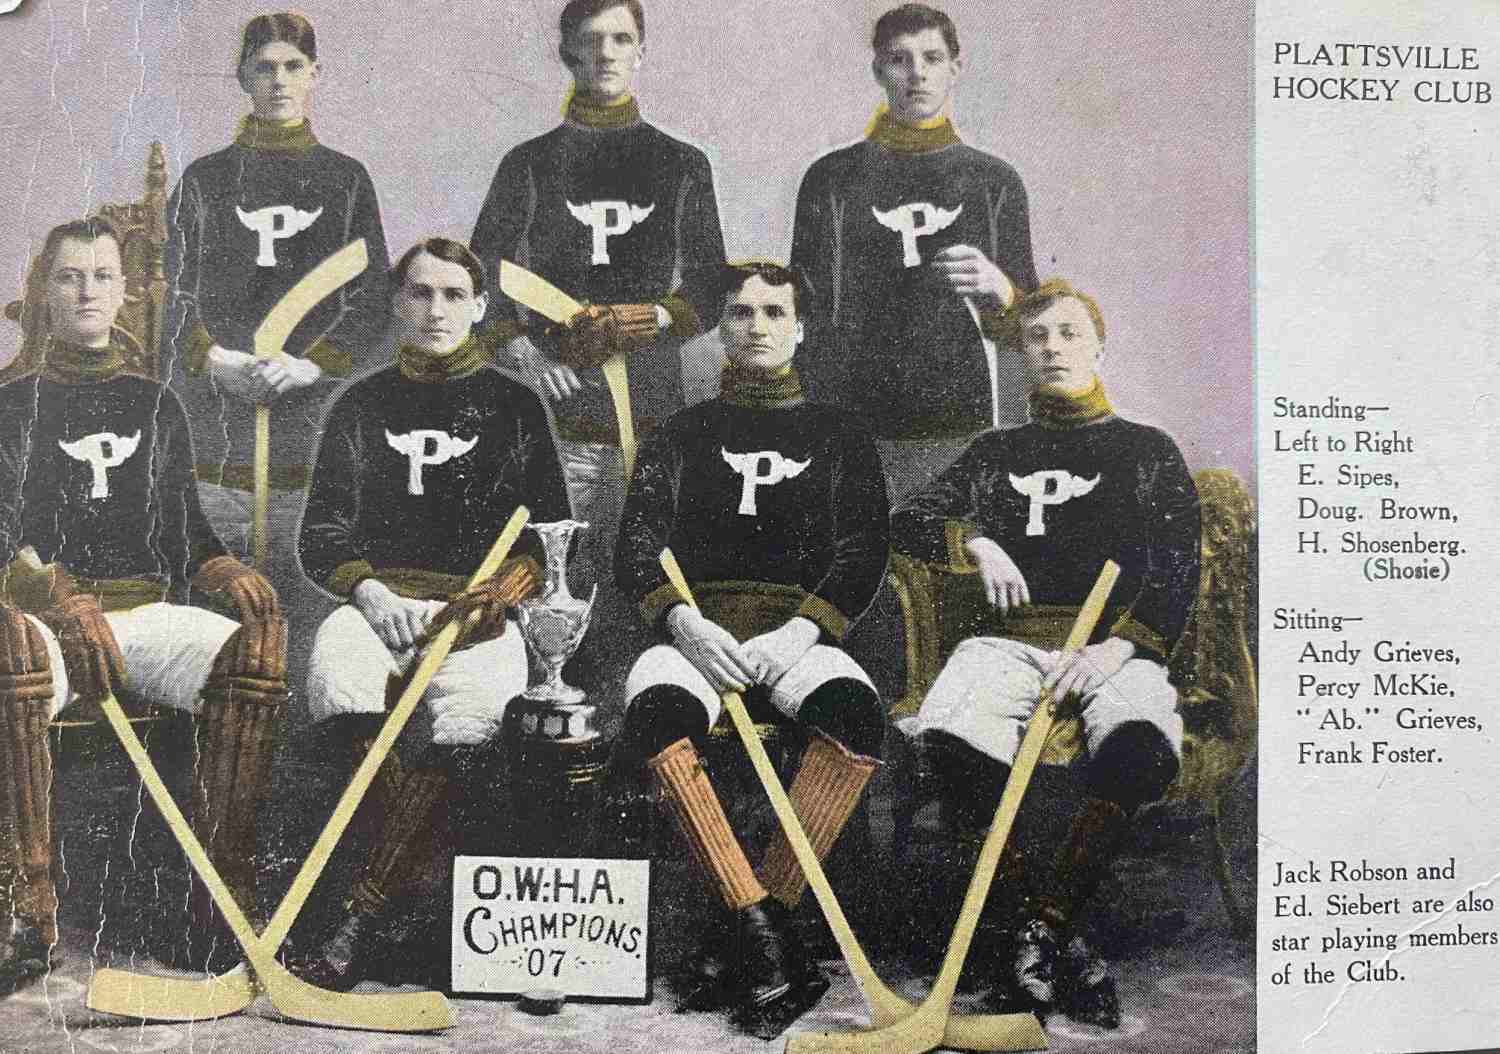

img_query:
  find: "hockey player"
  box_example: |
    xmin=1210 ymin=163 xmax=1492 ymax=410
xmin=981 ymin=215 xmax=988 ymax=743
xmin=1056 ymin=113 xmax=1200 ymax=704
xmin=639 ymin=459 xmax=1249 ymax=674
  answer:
xmin=612 ymin=261 xmax=889 ymax=1037
xmin=892 ymin=279 xmax=1200 ymax=1026
xmin=0 ymin=219 xmax=287 ymax=989
xmin=294 ymin=238 xmax=571 ymax=991
xmin=790 ymin=3 xmax=1039 ymax=500
xmin=162 ymin=11 xmax=390 ymax=568
xmin=469 ymin=0 xmax=727 ymax=584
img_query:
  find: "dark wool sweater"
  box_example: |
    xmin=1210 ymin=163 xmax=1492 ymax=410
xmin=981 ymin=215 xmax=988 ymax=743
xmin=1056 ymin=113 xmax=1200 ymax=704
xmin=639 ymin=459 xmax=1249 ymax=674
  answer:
xmin=163 ymin=118 xmax=391 ymax=488
xmin=298 ymin=350 xmax=571 ymax=598
xmin=791 ymin=116 xmax=1038 ymax=439
xmin=891 ymin=411 xmax=1199 ymax=661
xmin=469 ymin=96 xmax=726 ymax=445
xmin=0 ymin=343 xmax=226 ymax=594
xmin=615 ymin=378 xmax=890 ymax=643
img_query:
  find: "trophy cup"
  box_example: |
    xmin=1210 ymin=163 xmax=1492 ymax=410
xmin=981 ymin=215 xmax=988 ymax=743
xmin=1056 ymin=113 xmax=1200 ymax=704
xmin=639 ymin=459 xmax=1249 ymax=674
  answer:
xmin=502 ymin=519 xmax=608 ymax=854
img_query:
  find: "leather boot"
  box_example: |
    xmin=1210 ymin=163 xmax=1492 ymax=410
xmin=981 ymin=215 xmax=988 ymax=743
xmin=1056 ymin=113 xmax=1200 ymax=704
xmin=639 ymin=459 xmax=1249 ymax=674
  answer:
xmin=297 ymin=764 xmax=449 ymax=992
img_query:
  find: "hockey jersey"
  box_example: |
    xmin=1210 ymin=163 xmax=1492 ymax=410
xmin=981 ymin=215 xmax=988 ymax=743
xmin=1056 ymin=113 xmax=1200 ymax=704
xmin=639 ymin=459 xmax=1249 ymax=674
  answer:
xmin=163 ymin=117 xmax=391 ymax=487
xmin=0 ymin=340 xmax=226 ymax=595
xmin=298 ymin=346 xmax=571 ymax=597
xmin=791 ymin=113 xmax=1038 ymax=439
xmin=470 ymin=95 xmax=726 ymax=445
xmin=891 ymin=405 xmax=1199 ymax=660
xmin=615 ymin=374 xmax=890 ymax=643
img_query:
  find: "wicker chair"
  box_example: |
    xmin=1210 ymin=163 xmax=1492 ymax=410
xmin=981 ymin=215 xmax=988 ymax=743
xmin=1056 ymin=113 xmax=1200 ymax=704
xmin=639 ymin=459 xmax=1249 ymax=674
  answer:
xmin=885 ymin=468 xmax=1257 ymax=934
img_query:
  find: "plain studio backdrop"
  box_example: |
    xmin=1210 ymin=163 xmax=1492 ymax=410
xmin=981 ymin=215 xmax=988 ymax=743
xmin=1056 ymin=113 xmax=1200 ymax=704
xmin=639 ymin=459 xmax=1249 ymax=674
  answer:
xmin=0 ymin=0 xmax=1251 ymax=482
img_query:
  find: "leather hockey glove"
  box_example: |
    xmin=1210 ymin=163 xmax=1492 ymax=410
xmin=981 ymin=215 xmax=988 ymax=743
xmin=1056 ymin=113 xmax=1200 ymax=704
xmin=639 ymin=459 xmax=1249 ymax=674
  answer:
xmin=554 ymin=303 xmax=661 ymax=370
xmin=192 ymin=555 xmax=286 ymax=684
xmin=424 ymin=555 xmax=542 ymax=650
xmin=38 ymin=594 xmax=126 ymax=702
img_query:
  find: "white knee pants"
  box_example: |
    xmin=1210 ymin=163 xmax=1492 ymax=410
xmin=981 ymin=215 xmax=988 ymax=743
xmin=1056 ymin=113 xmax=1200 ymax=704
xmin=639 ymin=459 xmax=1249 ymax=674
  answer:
xmin=905 ymin=636 xmax=1183 ymax=765
xmin=305 ymin=603 xmax=529 ymax=747
xmin=25 ymin=603 xmax=240 ymax=721
xmin=625 ymin=643 xmax=874 ymax=728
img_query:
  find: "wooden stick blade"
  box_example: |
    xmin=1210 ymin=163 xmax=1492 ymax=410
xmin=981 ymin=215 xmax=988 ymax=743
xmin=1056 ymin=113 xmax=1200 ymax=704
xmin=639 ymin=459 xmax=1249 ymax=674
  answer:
xmin=87 ymin=965 xmax=256 ymax=1021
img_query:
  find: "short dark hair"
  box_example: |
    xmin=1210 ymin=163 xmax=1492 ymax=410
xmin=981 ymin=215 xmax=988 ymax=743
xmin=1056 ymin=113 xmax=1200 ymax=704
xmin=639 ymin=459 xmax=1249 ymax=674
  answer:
xmin=392 ymin=238 xmax=486 ymax=298
xmin=13 ymin=217 xmax=124 ymax=358
xmin=873 ymin=4 xmax=959 ymax=59
xmin=714 ymin=261 xmax=811 ymax=321
xmin=237 ymin=11 xmax=317 ymax=72
xmin=559 ymin=0 xmax=645 ymax=63
xmin=1009 ymin=278 xmax=1106 ymax=345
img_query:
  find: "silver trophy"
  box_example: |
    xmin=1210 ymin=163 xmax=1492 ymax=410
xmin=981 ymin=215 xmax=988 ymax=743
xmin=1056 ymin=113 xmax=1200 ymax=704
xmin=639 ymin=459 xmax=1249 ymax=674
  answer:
xmin=513 ymin=519 xmax=598 ymax=739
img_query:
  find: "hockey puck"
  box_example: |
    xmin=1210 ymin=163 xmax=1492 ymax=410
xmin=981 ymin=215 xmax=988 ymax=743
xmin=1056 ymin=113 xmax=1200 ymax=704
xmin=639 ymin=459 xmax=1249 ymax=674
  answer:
xmin=519 ymin=989 xmax=566 ymax=1016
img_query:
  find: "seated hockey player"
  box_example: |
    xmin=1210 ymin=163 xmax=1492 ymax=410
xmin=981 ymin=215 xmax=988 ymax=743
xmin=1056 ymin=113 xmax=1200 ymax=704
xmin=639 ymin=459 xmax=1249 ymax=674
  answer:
xmin=611 ymin=261 xmax=889 ymax=1037
xmin=891 ymin=279 xmax=1200 ymax=1026
xmin=294 ymin=237 xmax=571 ymax=991
xmin=0 ymin=218 xmax=287 ymax=988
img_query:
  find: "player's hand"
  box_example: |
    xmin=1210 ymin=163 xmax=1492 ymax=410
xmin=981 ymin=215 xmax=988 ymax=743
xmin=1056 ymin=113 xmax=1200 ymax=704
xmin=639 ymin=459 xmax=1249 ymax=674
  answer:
xmin=932 ymin=245 xmax=1016 ymax=312
xmin=39 ymin=594 xmax=127 ymax=702
xmin=193 ymin=554 xmax=281 ymax=623
xmin=554 ymin=303 xmax=663 ymax=370
xmin=353 ymin=579 xmax=433 ymax=654
xmin=255 ymin=354 xmax=323 ymax=399
xmin=508 ymin=335 xmax=585 ymax=403
xmin=1043 ymin=637 xmax=1136 ymax=711
xmin=666 ymin=604 xmax=757 ymax=694
xmin=965 ymin=536 xmax=1031 ymax=612
xmin=741 ymin=616 xmax=820 ymax=687
xmin=207 ymin=345 xmax=267 ymax=403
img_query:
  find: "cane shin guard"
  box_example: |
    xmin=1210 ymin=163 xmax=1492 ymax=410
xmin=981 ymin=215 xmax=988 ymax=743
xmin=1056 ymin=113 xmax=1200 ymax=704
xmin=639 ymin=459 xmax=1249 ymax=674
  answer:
xmin=648 ymin=737 xmax=767 ymax=911
xmin=757 ymin=731 xmax=879 ymax=909
xmin=1037 ymin=797 xmax=1130 ymax=930
xmin=0 ymin=612 xmax=57 ymax=945
xmin=349 ymin=765 xmax=450 ymax=915
xmin=189 ymin=629 xmax=288 ymax=931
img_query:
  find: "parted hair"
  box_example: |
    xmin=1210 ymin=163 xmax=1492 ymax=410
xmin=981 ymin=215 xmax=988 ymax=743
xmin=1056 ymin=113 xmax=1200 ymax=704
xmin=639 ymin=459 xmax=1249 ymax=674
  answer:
xmin=1007 ymin=278 xmax=1107 ymax=346
xmin=237 ymin=11 xmax=317 ymax=72
xmin=392 ymin=238 xmax=486 ymax=298
xmin=0 ymin=218 xmax=126 ymax=381
xmin=873 ymin=4 xmax=960 ymax=58
xmin=559 ymin=0 xmax=645 ymax=61
xmin=713 ymin=260 xmax=812 ymax=320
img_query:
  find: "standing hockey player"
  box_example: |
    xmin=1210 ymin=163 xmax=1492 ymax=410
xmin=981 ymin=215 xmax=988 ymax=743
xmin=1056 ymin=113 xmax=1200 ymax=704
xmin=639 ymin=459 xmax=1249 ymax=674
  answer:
xmin=791 ymin=3 xmax=1039 ymax=500
xmin=469 ymin=0 xmax=727 ymax=584
xmin=612 ymin=262 xmax=889 ymax=1038
xmin=163 ymin=11 xmax=390 ymax=570
xmin=892 ymin=279 xmax=1199 ymax=1026
xmin=294 ymin=238 xmax=571 ymax=991
xmin=0 ymin=219 xmax=287 ymax=987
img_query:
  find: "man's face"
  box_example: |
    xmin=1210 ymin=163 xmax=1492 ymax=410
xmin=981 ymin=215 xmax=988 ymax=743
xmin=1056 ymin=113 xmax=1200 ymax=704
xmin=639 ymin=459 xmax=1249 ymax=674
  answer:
xmin=721 ymin=275 xmax=803 ymax=375
xmin=1019 ymin=297 xmax=1104 ymax=394
xmin=240 ymin=41 xmax=318 ymax=122
xmin=392 ymin=252 xmax=486 ymax=356
xmin=46 ymin=235 xmax=126 ymax=347
xmin=564 ymin=5 xmax=642 ymax=101
xmin=873 ymin=28 xmax=962 ymax=124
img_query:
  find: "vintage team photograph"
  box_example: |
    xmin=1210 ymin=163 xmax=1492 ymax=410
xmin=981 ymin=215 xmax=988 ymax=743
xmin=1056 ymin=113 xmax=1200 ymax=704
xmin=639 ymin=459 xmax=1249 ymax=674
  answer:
xmin=0 ymin=1 xmax=1255 ymax=1051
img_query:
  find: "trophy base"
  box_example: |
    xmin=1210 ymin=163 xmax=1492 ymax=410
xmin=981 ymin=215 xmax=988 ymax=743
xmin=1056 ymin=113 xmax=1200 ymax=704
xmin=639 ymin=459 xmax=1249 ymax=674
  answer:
xmin=501 ymin=695 xmax=609 ymax=856
xmin=521 ymin=683 xmax=587 ymax=706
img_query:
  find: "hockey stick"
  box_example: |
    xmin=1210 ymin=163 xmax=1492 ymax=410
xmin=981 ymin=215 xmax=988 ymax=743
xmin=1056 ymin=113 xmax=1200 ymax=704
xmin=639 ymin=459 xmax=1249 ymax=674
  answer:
xmin=252 ymin=239 xmax=370 ymax=569
xmin=658 ymin=551 xmax=1045 ymax=1051
xmin=88 ymin=507 xmax=531 ymax=1028
xmin=787 ymin=561 xmax=1119 ymax=1054
xmin=498 ymin=261 xmax=637 ymax=481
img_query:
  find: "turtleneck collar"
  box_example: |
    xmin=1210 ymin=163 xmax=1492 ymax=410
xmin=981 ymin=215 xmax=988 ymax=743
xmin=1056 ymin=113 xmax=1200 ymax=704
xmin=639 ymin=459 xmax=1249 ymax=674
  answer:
xmin=41 ymin=335 xmax=128 ymax=384
xmin=566 ymin=91 xmax=642 ymax=130
xmin=866 ymin=108 xmax=961 ymax=154
xmin=235 ymin=115 xmax=319 ymax=152
xmin=1029 ymin=378 xmax=1115 ymax=428
xmin=397 ymin=338 xmax=488 ymax=382
xmin=721 ymin=363 xmax=805 ymax=409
